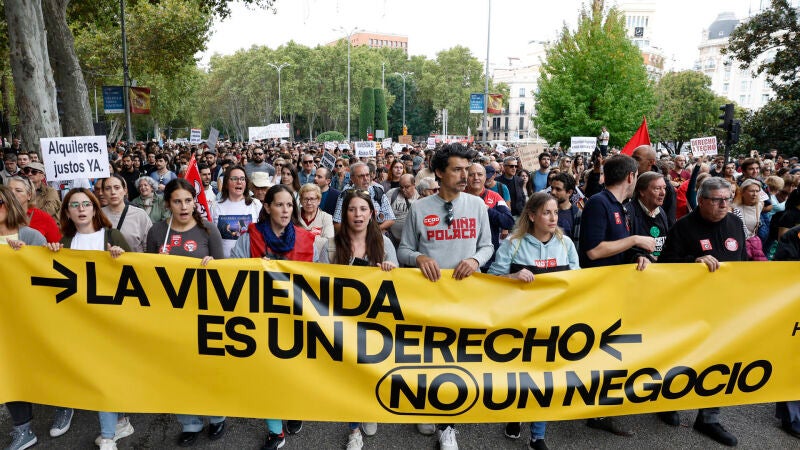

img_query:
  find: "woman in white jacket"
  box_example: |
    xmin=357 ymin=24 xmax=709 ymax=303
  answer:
xmin=488 ymin=192 xmax=579 ymax=450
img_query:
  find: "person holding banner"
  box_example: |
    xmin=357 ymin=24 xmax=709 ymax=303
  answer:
xmin=488 ymin=192 xmax=580 ymax=450
xmin=145 ymin=179 xmax=227 ymax=446
xmin=6 ymin=176 xmax=61 ymax=243
xmin=319 ymin=188 xmax=397 ymax=450
xmin=101 ymin=174 xmax=153 ymax=253
xmin=45 ymin=188 xmax=132 ymax=450
xmin=230 ymin=184 xmax=317 ymax=450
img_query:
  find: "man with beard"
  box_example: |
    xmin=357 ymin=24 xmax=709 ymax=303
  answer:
xmin=465 ymin=163 xmax=513 ymax=269
xmin=531 ymin=153 xmax=551 ymax=193
xmin=314 ymin=167 xmax=339 ymax=216
xmin=550 ymin=172 xmax=581 ymax=244
xmin=149 ymin=154 xmax=177 ymax=194
xmin=119 ymin=153 xmax=141 ymax=201
xmin=244 ymin=147 xmax=275 ymax=179
xmin=496 ymin=156 xmax=526 ymax=216
xmin=199 ymin=163 xmax=218 ymax=214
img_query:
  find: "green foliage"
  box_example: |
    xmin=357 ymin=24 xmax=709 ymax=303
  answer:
xmin=741 ymin=99 xmax=800 ymax=156
xmin=374 ymin=88 xmax=388 ymax=136
xmin=650 ymin=71 xmax=718 ymax=152
xmin=725 ymin=0 xmax=800 ymax=101
xmin=359 ymin=87 xmax=375 ymax=139
xmin=316 ymin=130 xmax=345 ymax=142
xmin=535 ymin=1 xmax=655 ymax=148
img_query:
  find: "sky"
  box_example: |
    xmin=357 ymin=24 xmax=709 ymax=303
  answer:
xmin=200 ymin=0 xmax=764 ymax=72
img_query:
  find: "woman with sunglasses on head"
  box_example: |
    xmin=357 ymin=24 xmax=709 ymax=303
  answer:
xmin=145 ymin=179 xmax=227 ymax=446
xmin=318 ymin=189 xmax=396 ymax=450
xmin=101 ymin=174 xmax=153 ymax=253
xmin=230 ymin=184 xmax=318 ymax=450
xmin=45 ymin=188 xmax=132 ymax=450
xmin=489 ymin=192 xmax=580 ymax=450
xmin=6 ymin=176 xmax=61 ymax=243
xmin=332 ymin=158 xmax=351 ymax=191
xmin=213 ymin=165 xmax=262 ymax=258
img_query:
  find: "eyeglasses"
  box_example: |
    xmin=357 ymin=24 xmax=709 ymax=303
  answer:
xmin=303 ymin=160 xmax=314 ymax=164
xmin=506 ymin=165 xmax=518 ymax=168
xmin=253 ymin=152 xmax=264 ymax=156
xmin=705 ymin=196 xmax=733 ymax=205
xmin=427 ymin=187 xmax=440 ymax=193
xmin=228 ymin=176 xmax=246 ymax=183
xmin=444 ymin=201 xmax=454 ymax=226
xmin=68 ymin=200 xmax=92 ymax=209
xmin=301 ymin=197 xmax=320 ymax=203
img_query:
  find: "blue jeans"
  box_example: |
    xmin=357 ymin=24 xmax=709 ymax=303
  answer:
xmin=530 ymin=421 xmax=546 ymax=440
xmin=776 ymin=401 xmax=800 ymax=425
xmin=265 ymin=419 xmax=282 ymax=434
xmin=98 ymin=412 xmax=122 ymax=439
xmin=176 ymin=415 xmax=226 ymax=432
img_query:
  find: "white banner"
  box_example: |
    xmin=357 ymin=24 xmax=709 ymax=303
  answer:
xmin=354 ymin=141 xmax=377 ymax=158
xmin=690 ymin=136 xmax=718 ymax=156
xmin=426 ymin=137 xmax=436 ymax=149
xmin=382 ymin=138 xmax=393 ymax=151
xmin=249 ymin=123 xmax=291 ymax=142
xmin=190 ymin=128 xmax=202 ymax=144
xmin=570 ymin=136 xmax=597 ymax=153
xmin=392 ymin=143 xmax=405 ymax=154
xmin=324 ymin=141 xmax=337 ymax=151
xmin=40 ymin=135 xmax=110 ymax=182
xmin=339 ymin=142 xmax=351 ymax=150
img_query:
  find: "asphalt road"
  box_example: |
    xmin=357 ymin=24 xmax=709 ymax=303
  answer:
xmin=1 ymin=402 xmax=795 ymax=449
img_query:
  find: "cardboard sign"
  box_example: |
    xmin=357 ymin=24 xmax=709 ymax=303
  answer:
xmin=40 ymin=135 xmax=110 ymax=182
xmin=190 ymin=128 xmax=202 ymax=144
xmin=426 ymin=137 xmax=436 ymax=150
xmin=321 ymin=151 xmax=337 ymax=170
xmin=354 ymin=141 xmax=377 ymax=158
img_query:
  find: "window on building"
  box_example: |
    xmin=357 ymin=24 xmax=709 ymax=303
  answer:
xmin=723 ymin=71 xmax=730 ymax=81
xmin=739 ymin=95 xmax=747 ymax=104
xmin=504 ymin=117 xmax=509 ymax=130
xmin=762 ymin=94 xmax=770 ymax=103
xmin=519 ymin=87 xmax=525 ymax=97
xmin=519 ymin=117 xmax=525 ymax=131
xmin=722 ymin=83 xmax=729 ymax=93
xmin=519 ymin=103 xmax=525 ymax=115
xmin=740 ymin=80 xmax=751 ymax=91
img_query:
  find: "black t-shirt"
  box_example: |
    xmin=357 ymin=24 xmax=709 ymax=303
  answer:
xmin=778 ymin=207 xmax=800 ymax=230
xmin=659 ymin=210 xmax=747 ymax=263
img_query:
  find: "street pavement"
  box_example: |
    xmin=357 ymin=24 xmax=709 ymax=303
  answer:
xmin=1 ymin=402 xmax=795 ymax=449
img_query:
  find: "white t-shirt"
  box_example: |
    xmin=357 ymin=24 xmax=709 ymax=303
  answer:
xmin=70 ymin=229 xmax=106 ymax=251
xmin=213 ymin=198 xmax=263 ymax=257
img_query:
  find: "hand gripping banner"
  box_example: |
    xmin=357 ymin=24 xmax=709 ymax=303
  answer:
xmin=0 ymin=246 xmax=798 ymax=422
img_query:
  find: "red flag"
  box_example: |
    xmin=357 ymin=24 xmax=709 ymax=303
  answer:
xmin=621 ymin=116 xmax=651 ymax=156
xmin=182 ymin=155 xmax=212 ymax=221
xmin=129 ymin=87 xmax=151 ymax=114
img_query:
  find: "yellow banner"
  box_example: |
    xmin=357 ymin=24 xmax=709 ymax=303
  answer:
xmin=1 ymin=246 xmax=798 ymax=422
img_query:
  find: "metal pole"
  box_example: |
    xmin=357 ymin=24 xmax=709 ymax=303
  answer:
xmin=94 ymin=84 xmax=98 ymax=123
xmin=120 ymin=0 xmax=133 ymax=143
xmin=482 ymin=0 xmax=491 ymax=145
xmin=347 ymin=36 xmax=351 ymax=141
xmin=395 ymin=72 xmax=413 ymax=129
xmin=268 ymin=63 xmax=291 ymax=123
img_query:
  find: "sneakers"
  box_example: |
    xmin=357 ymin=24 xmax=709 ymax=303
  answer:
xmin=95 ymin=416 xmax=135 ymax=446
xmin=436 ymin=426 xmax=458 ymax=450
xmin=6 ymin=428 xmax=37 ymax=450
xmin=693 ymin=419 xmax=738 ymax=446
xmin=285 ymin=420 xmax=303 ymax=434
xmin=346 ymin=430 xmax=363 ymax=450
xmin=529 ymin=438 xmax=550 ymax=450
xmin=360 ymin=422 xmax=377 ymax=436
xmin=504 ymin=422 xmax=521 ymax=439
xmin=586 ymin=417 xmax=634 ymax=436
xmin=261 ymin=431 xmax=285 ymax=450
xmin=49 ymin=407 xmax=74 ymax=437
xmin=98 ymin=438 xmax=117 ymax=450
xmin=416 ymin=423 xmax=436 ymax=435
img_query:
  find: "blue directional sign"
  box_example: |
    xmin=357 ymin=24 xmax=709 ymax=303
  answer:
xmin=469 ymin=93 xmax=485 ymax=113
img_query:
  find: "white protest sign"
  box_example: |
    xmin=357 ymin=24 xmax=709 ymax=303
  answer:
xmin=354 ymin=141 xmax=377 ymax=158
xmin=324 ymin=141 xmax=337 ymax=151
xmin=426 ymin=137 xmax=436 ymax=149
xmin=248 ymin=123 xmax=291 ymax=142
xmin=207 ymin=127 xmax=220 ymax=150
xmin=321 ymin=152 xmax=337 ymax=170
xmin=382 ymin=138 xmax=393 ymax=150
xmin=41 ymin=135 xmax=110 ymax=182
xmin=690 ymin=136 xmax=718 ymax=156
xmin=570 ymin=137 xmax=597 ymax=153
xmin=339 ymin=142 xmax=351 ymax=150
xmin=190 ymin=128 xmax=202 ymax=144
xmin=392 ymin=143 xmax=405 ymax=154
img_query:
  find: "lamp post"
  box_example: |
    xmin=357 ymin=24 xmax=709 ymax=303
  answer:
xmin=395 ymin=72 xmax=413 ymax=129
xmin=334 ymin=27 xmax=361 ymax=142
xmin=120 ymin=0 xmax=133 ymax=143
xmin=482 ymin=0 xmax=492 ymax=144
xmin=267 ymin=62 xmax=290 ymax=123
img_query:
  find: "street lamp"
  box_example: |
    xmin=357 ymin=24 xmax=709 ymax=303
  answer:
xmin=267 ymin=62 xmax=290 ymax=123
xmin=395 ymin=72 xmax=413 ymax=129
xmin=334 ymin=26 xmax=362 ymax=141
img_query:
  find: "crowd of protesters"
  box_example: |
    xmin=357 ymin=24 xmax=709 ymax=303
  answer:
xmin=1 ymin=135 xmax=799 ymax=450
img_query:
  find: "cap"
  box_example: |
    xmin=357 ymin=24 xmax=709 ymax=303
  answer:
xmin=485 ymin=164 xmax=496 ymax=178
xmin=27 ymin=162 xmax=46 ymax=173
xmin=251 ymin=171 xmax=272 ymax=188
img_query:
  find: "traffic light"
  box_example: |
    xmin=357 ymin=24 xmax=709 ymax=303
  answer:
xmin=729 ymin=120 xmax=741 ymax=145
xmin=718 ymin=103 xmax=734 ymax=133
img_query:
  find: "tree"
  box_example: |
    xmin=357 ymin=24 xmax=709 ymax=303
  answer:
xmin=650 ymin=71 xmax=718 ymax=152
xmin=374 ymin=88 xmax=388 ymax=137
xmin=741 ymin=99 xmax=800 ymax=155
xmin=359 ymin=87 xmax=375 ymax=140
xmin=534 ymin=0 xmax=655 ymax=148
xmin=4 ymin=0 xmax=61 ymax=151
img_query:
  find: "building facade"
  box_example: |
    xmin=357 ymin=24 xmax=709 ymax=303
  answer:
xmin=619 ymin=0 xmax=665 ymax=81
xmin=327 ymin=32 xmax=408 ymax=52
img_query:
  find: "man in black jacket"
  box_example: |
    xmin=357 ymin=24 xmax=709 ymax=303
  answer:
xmin=496 ymin=156 xmax=526 ymax=216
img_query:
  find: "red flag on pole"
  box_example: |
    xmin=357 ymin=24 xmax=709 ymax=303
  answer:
xmin=182 ymin=155 xmax=212 ymax=221
xmin=620 ymin=116 xmax=651 ymax=156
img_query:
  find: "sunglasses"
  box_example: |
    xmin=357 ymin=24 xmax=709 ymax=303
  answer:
xmin=22 ymin=167 xmax=43 ymax=175
xmin=303 ymin=160 xmax=314 ymax=164
xmin=428 ymin=187 xmax=440 ymax=193
xmin=336 ymin=164 xmax=344 ymax=168
xmin=444 ymin=201 xmax=454 ymax=226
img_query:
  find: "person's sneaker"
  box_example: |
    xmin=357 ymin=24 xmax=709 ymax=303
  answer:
xmin=529 ymin=438 xmax=550 ymax=450
xmin=436 ymin=426 xmax=458 ymax=450
xmin=261 ymin=431 xmax=285 ymax=450
xmin=693 ymin=419 xmax=737 ymax=446
xmin=657 ymin=411 xmax=680 ymax=426
xmin=346 ymin=431 xmax=363 ymax=450
xmin=6 ymin=428 xmax=37 ymax=450
xmin=94 ymin=417 xmax=135 ymax=445
xmin=504 ymin=422 xmax=521 ymax=439
xmin=416 ymin=423 xmax=436 ymax=436
xmin=49 ymin=407 xmax=74 ymax=437
xmin=586 ymin=417 xmax=634 ymax=436
xmin=97 ymin=438 xmax=118 ymax=450
xmin=285 ymin=420 xmax=303 ymax=434
xmin=360 ymin=422 xmax=377 ymax=436
xmin=781 ymin=420 xmax=800 ymax=439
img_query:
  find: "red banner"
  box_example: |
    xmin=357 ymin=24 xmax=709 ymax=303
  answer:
xmin=182 ymin=155 xmax=212 ymax=221
xmin=621 ymin=116 xmax=651 ymax=156
xmin=129 ymin=87 xmax=151 ymax=114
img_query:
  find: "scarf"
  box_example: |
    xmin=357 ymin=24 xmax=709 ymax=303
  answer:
xmin=255 ymin=220 xmax=295 ymax=254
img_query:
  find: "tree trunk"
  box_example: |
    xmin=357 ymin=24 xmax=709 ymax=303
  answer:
xmin=0 ymin=73 xmax=12 ymax=142
xmin=5 ymin=0 xmax=61 ymax=154
xmin=42 ymin=0 xmax=94 ymax=138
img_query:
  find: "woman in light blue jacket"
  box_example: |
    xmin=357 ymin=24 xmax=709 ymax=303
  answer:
xmin=488 ymin=192 xmax=579 ymax=450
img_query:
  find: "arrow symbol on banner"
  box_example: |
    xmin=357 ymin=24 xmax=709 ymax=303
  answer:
xmin=600 ymin=319 xmax=642 ymax=361
xmin=31 ymin=260 xmax=77 ymax=303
